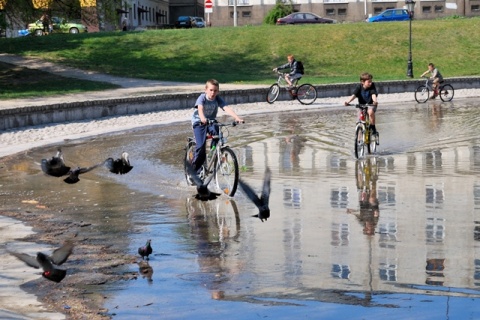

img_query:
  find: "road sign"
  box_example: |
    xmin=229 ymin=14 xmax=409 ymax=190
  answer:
xmin=205 ymin=0 xmax=213 ymax=12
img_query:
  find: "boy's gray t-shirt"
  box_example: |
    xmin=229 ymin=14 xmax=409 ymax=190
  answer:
xmin=191 ymin=94 xmax=226 ymax=126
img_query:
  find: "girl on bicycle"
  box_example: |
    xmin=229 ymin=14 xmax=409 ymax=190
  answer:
xmin=190 ymin=79 xmax=243 ymax=176
xmin=344 ymin=72 xmax=379 ymax=135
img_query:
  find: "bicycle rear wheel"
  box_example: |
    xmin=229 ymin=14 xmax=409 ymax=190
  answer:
xmin=354 ymin=125 xmax=366 ymax=159
xmin=439 ymin=84 xmax=454 ymax=102
xmin=414 ymin=85 xmax=429 ymax=103
xmin=184 ymin=140 xmax=196 ymax=185
xmin=266 ymin=84 xmax=280 ymax=104
xmin=215 ymin=147 xmax=239 ymax=196
xmin=296 ymin=84 xmax=317 ymax=105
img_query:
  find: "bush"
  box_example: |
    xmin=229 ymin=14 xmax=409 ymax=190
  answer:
xmin=263 ymin=0 xmax=293 ymax=25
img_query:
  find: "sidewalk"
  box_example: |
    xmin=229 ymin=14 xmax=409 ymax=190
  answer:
xmin=0 ymin=53 xmax=267 ymax=110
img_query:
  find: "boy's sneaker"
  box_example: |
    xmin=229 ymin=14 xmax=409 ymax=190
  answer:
xmin=186 ymin=174 xmax=195 ymax=186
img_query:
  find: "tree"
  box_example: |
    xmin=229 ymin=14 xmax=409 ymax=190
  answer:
xmin=263 ymin=0 xmax=293 ymax=25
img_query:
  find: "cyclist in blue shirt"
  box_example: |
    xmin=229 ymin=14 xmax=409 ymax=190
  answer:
xmin=190 ymin=79 xmax=243 ymax=176
xmin=344 ymin=72 xmax=379 ymax=135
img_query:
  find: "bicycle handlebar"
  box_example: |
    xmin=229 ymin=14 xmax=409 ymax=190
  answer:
xmin=205 ymin=119 xmax=245 ymax=126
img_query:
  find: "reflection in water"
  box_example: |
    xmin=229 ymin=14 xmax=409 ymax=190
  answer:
xmin=185 ymin=197 xmax=241 ymax=300
xmin=348 ymin=158 xmax=380 ymax=236
xmin=4 ymin=100 xmax=480 ymax=317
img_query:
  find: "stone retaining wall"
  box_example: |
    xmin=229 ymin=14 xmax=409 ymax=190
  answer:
xmin=1 ymin=77 xmax=479 ymax=131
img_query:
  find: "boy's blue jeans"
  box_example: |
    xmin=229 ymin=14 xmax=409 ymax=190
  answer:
xmin=192 ymin=122 xmax=219 ymax=172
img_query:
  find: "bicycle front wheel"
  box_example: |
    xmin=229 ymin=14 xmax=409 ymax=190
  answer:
xmin=367 ymin=131 xmax=377 ymax=155
xmin=296 ymin=84 xmax=317 ymax=105
xmin=215 ymin=147 xmax=239 ymax=196
xmin=415 ymin=85 xmax=429 ymax=103
xmin=267 ymin=84 xmax=280 ymax=104
xmin=354 ymin=125 xmax=366 ymax=159
xmin=439 ymin=84 xmax=454 ymax=102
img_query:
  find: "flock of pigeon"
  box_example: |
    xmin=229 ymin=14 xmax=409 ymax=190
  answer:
xmin=9 ymin=147 xmax=271 ymax=283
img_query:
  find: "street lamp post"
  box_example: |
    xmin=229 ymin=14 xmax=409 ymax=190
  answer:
xmin=406 ymin=0 xmax=416 ymax=78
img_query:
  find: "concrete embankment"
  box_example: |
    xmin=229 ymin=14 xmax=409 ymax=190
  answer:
xmin=1 ymin=77 xmax=479 ymax=131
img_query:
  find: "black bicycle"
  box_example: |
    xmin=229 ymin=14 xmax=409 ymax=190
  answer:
xmin=415 ymin=76 xmax=454 ymax=103
xmin=266 ymin=71 xmax=317 ymax=105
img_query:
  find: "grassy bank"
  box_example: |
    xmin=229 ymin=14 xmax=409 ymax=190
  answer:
xmin=0 ymin=17 xmax=479 ymax=98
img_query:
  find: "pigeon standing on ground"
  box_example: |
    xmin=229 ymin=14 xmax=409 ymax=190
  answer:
xmin=105 ymin=152 xmax=133 ymax=175
xmin=238 ymin=167 xmax=271 ymax=222
xmin=8 ymin=241 xmax=74 ymax=283
xmin=138 ymin=239 xmax=153 ymax=260
xmin=184 ymin=159 xmax=220 ymax=201
xmin=41 ymin=148 xmax=71 ymax=177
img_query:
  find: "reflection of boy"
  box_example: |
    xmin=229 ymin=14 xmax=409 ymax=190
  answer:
xmin=190 ymin=79 xmax=243 ymax=173
xmin=344 ymin=72 xmax=379 ymax=135
xmin=358 ymin=189 xmax=379 ymax=235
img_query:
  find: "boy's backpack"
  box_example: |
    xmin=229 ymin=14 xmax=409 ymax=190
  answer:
xmin=296 ymin=61 xmax=304 ymax=74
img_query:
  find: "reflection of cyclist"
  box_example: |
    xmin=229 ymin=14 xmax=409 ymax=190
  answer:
xmin=344 ymin=72 xmax=379 ymax=135
xmin=186 ymin=197 xmax=242 ymax=299
xmin=273 ymin=54 xmax=304 ymax=89
xmin=420 ymin=63 xmax=443 ymax=100
xmin=348 ymin=159 xmax=380 ymax=235
xmin=190 ymin=79 xmax=243 ymax=174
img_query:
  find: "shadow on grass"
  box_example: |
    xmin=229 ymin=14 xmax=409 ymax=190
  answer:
xmin=0 ymin=61 xmax=119 ymax=100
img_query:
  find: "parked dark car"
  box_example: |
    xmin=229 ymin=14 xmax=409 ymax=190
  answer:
xmin=276 ymin=12 xmax=337 ymax=25
xmin=174 ymin=16 xmax=195 ymax=28
xmin=367 ymin=9 xmax=410 ymax=22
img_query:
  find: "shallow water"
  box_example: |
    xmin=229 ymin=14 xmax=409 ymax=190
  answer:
xmin=2 ymin=98 xmax=480 ymax=319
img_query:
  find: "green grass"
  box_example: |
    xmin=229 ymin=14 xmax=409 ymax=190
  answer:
xmin=0 ymin=62 xmax=119 ymax=99
xmin=1 ymin=17 xmax=479 ymax=99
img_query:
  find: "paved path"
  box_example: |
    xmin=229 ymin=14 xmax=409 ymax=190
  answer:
xmin=0 ymin=53 xmax=267 ymax=109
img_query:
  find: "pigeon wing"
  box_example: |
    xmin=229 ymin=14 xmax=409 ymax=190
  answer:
xmin=50 ymin=241 xmax=74 ymax=265
xmin=9 ymin=252 xmax=41 ymax=269
xmin=238 ymin=179 xmax=263 ymax=208
xmin=260 ymin=167 xmax=271 ymax=206
xmin=41 ymin=158 xmax=70 ymax=177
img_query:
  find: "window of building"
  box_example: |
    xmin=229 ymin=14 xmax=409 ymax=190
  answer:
xmin=434 ymin=5 xmax=443 ymax=12
xmin=374 ymin=7 xmax=383 ymax=14
xmin=422 ymin=6 xmax=431 ymax=13
xmin=242 ymin=11 xmax=251 ymax=17
xmin=229 ymin=0 xmax=249 ymax=5
xmin=326 ymin=8 xmax=335 ymax=16
xmin=338 ymin=8 xmax=347 ymax=15
xmin=472 ymin=4 xmax=480 ymax=11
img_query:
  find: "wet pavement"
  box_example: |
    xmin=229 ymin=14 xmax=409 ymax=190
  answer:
xmin=2 ymin=98 xmax=480 ymax=319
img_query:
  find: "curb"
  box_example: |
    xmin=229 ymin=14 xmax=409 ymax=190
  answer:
xmin=1 ymin=77 xmax=479 ymax=131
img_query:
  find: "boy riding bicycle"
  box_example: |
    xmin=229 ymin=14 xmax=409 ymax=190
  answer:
xmin=189 ymin=79 xmax=243 ymax=181
xmin=344 ymin=72 xmax=379 ymax=135
xmin=273 ymin=54 xmax=304 ymax=89
xmin=420 ymin=63 xmax=444 ymax=99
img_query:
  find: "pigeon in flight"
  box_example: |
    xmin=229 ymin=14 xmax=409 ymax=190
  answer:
xmin=138 ymin=239 xmax=153 ymax=260
xmin=9 ymin=241 xmax=74 ymax=283
xmin=184 ymin=159 xmax=220 ymax=201
xmin=238 ymin=167 xmax=271 ymax=222
xmin=41 ymin=148 xmax=71 ymax=177
xmin=105 ymin=152 xmax=133 ymax=175
xmin=63 ymin=162 xmax=105 ymax=184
